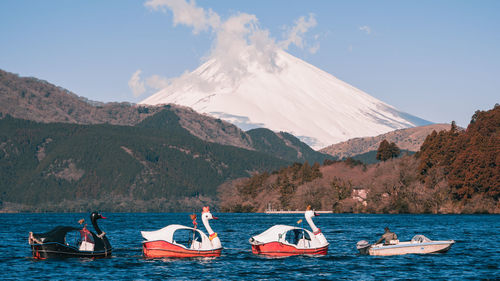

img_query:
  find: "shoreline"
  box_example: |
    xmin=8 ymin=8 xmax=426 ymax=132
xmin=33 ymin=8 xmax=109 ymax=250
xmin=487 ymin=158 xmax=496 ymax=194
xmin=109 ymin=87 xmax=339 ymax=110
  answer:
xmin=264 ymin=210 xmax=333 ymax=214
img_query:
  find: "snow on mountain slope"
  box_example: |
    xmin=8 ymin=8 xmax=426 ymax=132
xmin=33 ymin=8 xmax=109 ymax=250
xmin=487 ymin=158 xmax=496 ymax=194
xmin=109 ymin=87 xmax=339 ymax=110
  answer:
xmin=140 ymin=49 xmax=430 ymax=149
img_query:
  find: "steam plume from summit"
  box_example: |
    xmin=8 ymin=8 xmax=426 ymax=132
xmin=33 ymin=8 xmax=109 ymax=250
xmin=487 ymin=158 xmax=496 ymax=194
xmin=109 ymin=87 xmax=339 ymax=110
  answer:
xmin=131 ymin=0 xmax=318 ymax=96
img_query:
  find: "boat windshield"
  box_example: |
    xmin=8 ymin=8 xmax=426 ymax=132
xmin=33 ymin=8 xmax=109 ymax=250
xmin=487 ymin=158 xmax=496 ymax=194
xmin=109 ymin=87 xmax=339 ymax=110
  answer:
xmin=284 ymin=229 xmax=311 ymax=245
xmin=172 ymin=229 xmax=202 ymax=248
xmin=411 ymin=235 xmax=431 ymax=243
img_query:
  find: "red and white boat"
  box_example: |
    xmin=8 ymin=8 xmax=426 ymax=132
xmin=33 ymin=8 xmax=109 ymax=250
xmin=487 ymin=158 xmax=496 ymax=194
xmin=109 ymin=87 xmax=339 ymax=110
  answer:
xmin=141 ymin=207 xmax=222 ymax=258
xmin=249 ymin=206 xmax=329 ymax=257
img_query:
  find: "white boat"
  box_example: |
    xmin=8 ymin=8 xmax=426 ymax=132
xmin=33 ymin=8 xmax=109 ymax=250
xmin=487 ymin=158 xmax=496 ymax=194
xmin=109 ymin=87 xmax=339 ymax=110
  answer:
xmin=141 ymin=206 xmax=222 ymax=258
xmin=249 ymin=206 xmax=329 ymax=257
xmin=356 ymin=235 xmax=455 ymax=256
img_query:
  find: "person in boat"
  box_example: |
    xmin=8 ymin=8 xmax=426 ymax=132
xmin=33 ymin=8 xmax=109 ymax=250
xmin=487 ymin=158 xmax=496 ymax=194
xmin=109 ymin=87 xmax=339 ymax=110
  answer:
xmin=376 ymin=227 xmax=398 ymax=245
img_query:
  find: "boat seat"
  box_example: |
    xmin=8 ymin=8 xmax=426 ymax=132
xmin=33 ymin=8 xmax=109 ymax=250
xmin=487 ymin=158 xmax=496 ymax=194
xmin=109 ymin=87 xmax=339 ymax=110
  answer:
xmin=79 ymin=241 xmax=95 ymax=251
xmin=388 ymin=239 xmax=399 ymax=245
xmin=297 ymin=238 xmax=310 ymax=248
xmin=190 ymin=240 xmax=202 ymax=250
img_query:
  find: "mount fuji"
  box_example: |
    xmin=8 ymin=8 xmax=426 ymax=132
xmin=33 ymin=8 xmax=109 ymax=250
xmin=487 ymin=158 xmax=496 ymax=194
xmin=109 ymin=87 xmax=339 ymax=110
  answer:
xmin=140 ymin=49 xmax=431 ymax=150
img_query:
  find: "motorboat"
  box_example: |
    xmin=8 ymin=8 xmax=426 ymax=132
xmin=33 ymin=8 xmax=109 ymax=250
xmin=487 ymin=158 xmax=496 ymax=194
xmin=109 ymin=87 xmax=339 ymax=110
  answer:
xmin=249 ymin=206 xmax=329 ymax=257
xmin=141 ymin=206 xmax=222 ymax=258
xmin=356 ymin=234 xmax=455 ymax=256
xmin=28 ymin=212 xmax=112 ymax=259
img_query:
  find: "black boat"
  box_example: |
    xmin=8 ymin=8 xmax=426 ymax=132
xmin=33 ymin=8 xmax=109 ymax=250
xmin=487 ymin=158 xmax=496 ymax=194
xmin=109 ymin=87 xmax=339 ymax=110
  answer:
xmin=29 ymin=212 xmax=112 ymax=259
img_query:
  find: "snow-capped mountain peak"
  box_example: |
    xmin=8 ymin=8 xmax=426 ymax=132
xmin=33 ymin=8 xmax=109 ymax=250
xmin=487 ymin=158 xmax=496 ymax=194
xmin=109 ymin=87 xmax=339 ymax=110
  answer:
xmin=140 ymin=49 xmax=430 ymax=149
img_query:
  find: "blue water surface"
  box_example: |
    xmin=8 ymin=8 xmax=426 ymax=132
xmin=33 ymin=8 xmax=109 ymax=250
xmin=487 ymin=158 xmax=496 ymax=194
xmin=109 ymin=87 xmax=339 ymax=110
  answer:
xmin=0 ymin=213 xmax=498 ymax=280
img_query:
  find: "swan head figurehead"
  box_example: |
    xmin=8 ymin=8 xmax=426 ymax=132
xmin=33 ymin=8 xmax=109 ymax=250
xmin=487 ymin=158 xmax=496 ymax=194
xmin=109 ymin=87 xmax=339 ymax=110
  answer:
xmin=91 ymin=212 xmax=107 ymax=222
xmin=304 ymin=205 xmax=319 ymax=220
xmin=202 ymin=206 xmax=218 ymax=221
xmin=90 ymin=212 xmax=107 ymax=236
xmin=201 ymin=206 xmax=221 ymax=248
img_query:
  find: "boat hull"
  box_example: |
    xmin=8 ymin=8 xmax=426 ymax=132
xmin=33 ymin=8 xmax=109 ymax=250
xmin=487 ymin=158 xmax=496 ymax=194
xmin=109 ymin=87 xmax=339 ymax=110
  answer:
xmin=367 ymin=241 xmax=455 ymax=256
xmin=142 ymin=240 xmax=222 ymax=258
xmin=30 ymin=243 xmax=112 ymax=259
xmin=251 ymin=242 xmax=328 ymax=257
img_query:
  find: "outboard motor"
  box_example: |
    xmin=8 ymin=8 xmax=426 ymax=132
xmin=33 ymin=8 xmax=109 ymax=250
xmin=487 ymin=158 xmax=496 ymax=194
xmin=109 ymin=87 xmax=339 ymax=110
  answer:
xmin=356 ymin=240 xmax=371 ymax=255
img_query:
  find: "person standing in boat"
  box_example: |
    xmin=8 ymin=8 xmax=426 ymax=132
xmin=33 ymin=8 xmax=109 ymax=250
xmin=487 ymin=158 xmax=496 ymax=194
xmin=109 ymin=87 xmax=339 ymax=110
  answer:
xmin=376 ymin=227 xmax=398 ymax=245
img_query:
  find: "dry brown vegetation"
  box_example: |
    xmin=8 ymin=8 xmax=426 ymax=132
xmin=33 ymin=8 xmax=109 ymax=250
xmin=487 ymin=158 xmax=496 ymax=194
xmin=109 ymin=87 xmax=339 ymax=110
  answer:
xmin=0 ymin=69 xmax=163 ymax=125
xmin=219 ymin=105 xmax=500 ymax=214
xmin=219 ymin=155 xmax=498 ymax=214
xmin=219 ymin=157 xmax=456 ymax=213
xmin=320 ymin=123 xmax=451 ymax=159
xmin=173 ymin=106 xmax=254 ymax=150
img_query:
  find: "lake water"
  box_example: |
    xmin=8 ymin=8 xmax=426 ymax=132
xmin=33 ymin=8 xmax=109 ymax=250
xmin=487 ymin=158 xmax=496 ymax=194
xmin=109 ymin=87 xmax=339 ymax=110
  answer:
xmin=1 ymin=213 xmax=498 ymax=280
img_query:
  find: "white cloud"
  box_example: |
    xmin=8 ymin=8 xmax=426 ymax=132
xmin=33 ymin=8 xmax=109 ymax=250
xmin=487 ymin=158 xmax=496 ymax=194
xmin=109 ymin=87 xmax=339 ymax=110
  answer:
xmin=138 ymin=0 xmax=319 ymax=94
xmin=280 ymin=13 xmax=317 ymax=50
xmin=359 ymin=25 xmax=371 ymax=35
xmin=128 ymin=70 xmax=146 ymax=97
xmin=144 ymin=0 xmax=220 ymax=34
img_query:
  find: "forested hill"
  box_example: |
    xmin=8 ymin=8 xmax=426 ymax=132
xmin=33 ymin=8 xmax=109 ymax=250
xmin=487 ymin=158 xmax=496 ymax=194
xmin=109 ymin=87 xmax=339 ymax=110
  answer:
xmin=219 ymin=105 xmax=500 ymax=214
xmin=0 ymin=69 xmax=335 ymax=212
xmin=0 ymin=110 xmax=292 ymax=212
xmin=246 ymin=129 xmax=332 ymax=165
xmin=0 ymin=69 xmax=333 ymax=163
xmin=417 ymin=104 xmax=500 ymax=200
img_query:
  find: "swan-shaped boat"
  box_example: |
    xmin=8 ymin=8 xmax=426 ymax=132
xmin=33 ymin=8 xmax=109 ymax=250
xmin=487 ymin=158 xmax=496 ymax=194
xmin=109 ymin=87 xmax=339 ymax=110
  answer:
xmin=356 ymin=234 xmax=455 ymax=256
xmin=28 ymin=212 xmax=112 ymax=259
xmin=249 ymin=206 xmax=329 ymax=256
xmin=141 ymin=206 xmax=222 ymax=258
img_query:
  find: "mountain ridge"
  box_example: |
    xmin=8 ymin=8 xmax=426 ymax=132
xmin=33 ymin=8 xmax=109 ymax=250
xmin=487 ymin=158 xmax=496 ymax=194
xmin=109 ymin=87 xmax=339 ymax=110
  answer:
xmin=0 ymin=69 xmax=331 ymax=163
xmin=320 ymin=123 xmax=452 ymax=159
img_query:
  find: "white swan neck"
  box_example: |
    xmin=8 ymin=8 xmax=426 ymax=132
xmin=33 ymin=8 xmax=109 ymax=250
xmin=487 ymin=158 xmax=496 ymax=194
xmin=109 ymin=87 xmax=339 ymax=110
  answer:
xmin=305 ymin=211 xmax=319 ymax=233
xmin=202 ymin=215 xmax=214 ymax=235
xmin=304 ymin=210 xmax=328 ymax=245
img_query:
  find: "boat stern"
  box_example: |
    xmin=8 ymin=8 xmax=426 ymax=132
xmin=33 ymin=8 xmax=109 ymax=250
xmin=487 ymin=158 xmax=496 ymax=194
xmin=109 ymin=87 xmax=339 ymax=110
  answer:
xmin=356 ymin=240 xmax=371 ymax=255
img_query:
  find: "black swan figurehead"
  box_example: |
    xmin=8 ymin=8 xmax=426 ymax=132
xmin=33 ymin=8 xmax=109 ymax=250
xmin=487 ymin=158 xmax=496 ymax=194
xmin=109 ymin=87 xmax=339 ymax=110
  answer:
xmin=89 ymin=212 xmax=112 ymax=253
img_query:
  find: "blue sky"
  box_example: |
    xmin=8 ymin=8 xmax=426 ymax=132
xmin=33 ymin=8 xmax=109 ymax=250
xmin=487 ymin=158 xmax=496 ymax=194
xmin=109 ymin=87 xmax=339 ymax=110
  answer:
xmin=1 ymin=0 xmax=498 ymax=127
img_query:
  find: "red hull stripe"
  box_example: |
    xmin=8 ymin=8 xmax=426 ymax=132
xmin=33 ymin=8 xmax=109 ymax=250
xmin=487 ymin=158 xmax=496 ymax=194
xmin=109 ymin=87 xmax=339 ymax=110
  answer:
xmin=251 ymin=242 xmax=328 ymax=257
xmin=143 ymin=240 xmax=222 ymax=258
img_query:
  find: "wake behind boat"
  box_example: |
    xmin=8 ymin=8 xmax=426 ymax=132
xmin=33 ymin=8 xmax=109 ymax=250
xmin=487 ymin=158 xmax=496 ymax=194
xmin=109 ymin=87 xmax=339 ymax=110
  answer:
xmin=356 ymin=235 xmax=455 ymax=256
xmin=28 ymin=212 xmax=112 ymax=259
xmin=249 ymin=206 xmax=329 ymax=257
